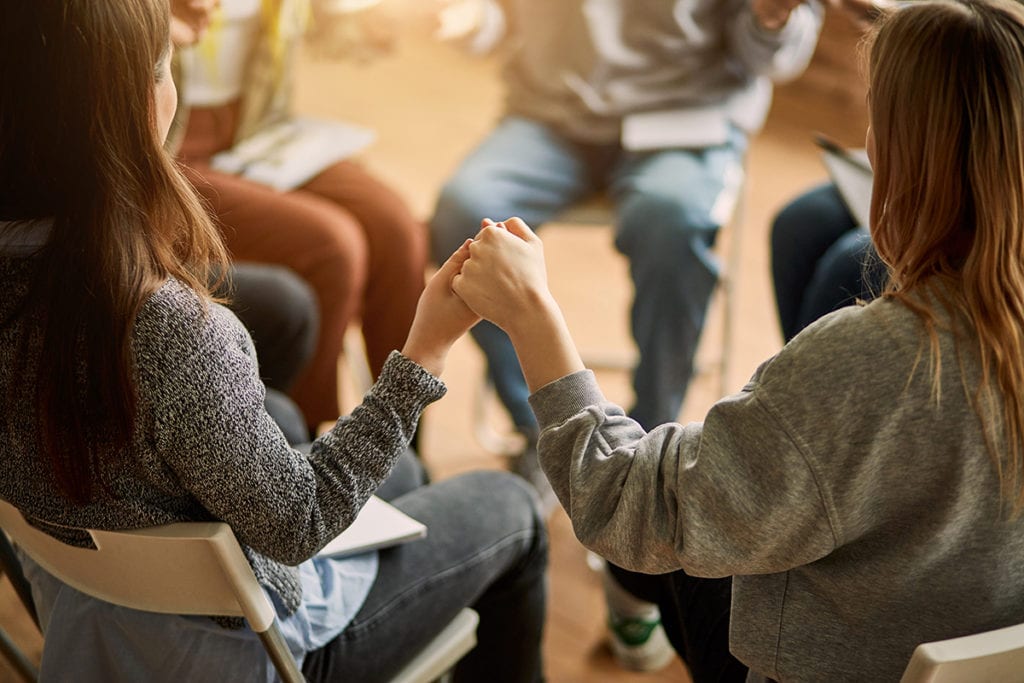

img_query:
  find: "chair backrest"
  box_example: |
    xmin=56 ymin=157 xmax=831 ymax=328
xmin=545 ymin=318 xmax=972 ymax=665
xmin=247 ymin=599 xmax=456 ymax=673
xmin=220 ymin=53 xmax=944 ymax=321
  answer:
xmin=0 ymin=499 xmax=275 ymax=632
xmin=0 ymin=498 xmax=308 ymax=682
xmin=900 ymin=622 xmax=1024 ymax=683
xmin=0 ymin=499 xmax=479 ymax=683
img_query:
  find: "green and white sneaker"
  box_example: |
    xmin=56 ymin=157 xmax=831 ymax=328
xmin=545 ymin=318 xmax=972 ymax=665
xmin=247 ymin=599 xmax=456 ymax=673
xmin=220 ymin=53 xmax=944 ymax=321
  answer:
xmin=601 ymin=562 xmax=675 ymax=672
xmin=607 ymin=610 xmax=675 ymax=672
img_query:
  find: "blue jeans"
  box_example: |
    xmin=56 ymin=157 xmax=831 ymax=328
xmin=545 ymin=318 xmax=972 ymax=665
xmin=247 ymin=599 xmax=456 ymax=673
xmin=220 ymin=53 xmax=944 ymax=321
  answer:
xmin=302 ymin=456 xmax=548 ymax=683
xmin=430 ymin=117 xmax=747 ymax=430
xmin=770 ymin=183 xmax=887 ymax=342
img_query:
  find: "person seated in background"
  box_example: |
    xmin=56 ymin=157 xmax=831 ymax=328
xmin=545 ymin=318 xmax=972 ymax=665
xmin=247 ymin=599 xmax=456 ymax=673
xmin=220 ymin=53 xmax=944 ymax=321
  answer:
xmin=428 ymin=0 xmax=824 ymax=671
xmin=443 ymin=0 xmax=1024 ymax=679
xmin=172 ymin=3 xmax=322 ymax=445
xmin=171 ymin=0 xmax=428 ymax=430
xmin=770 ymin=182 xmax=887 ymax=340
xmin=770 ymin=0 xmax=895 ymax=342
xmin=0 ymin=2 xmax=546 ymax=681
xmin=428 ymin=0 xmax=823 ymax=500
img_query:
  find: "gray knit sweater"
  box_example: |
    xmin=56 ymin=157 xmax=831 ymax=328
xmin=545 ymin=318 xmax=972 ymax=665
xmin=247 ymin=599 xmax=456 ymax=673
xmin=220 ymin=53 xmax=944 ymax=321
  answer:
xmin=530 ymin=296 xmax=1024 ymax=681
xmin=0 ymin=254 xmax=445 ymax=615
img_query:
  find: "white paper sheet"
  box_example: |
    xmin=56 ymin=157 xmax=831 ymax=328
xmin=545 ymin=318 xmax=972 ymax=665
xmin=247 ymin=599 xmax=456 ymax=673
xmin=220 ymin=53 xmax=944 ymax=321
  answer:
xmin=211 ymin=117 xmax=376 ymax=191
xmin=621 ymin=107 xmax=731 ymax=151
xmin=820 ymin=145 xmax=873 ymax=229
xmin=317 ymin=496 xmax=427 ymax=558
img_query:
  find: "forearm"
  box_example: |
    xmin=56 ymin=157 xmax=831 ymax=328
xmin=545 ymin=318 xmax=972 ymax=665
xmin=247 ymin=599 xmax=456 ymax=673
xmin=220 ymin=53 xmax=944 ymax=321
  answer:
xmin=731 ymin=0 xmax=824 ymax=82
xmin=163 ymin=351 xmax=443 ymax=565
xmin=529 ymin=370 xmax=837 ymax=577
xmin=505 ymin=291 xmax=586 ymax=394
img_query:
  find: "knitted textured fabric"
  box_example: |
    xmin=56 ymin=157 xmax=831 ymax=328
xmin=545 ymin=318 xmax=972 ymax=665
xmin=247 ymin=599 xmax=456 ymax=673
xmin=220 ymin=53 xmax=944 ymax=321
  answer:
xmin=0 ymin=256 xmax=446 ymax=621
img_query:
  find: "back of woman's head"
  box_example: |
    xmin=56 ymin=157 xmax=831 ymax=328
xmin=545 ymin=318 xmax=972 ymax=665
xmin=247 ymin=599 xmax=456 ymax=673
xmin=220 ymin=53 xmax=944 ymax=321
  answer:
xmin=2 ymin=1 xmax=169 ymax=218
xmin=867 ymin=0 xmax=1024 ymax=512
xmin=869 ymin=0 xmax=1024 ymax=288
xmin=0 ymin=1 xmax=227 ymax=504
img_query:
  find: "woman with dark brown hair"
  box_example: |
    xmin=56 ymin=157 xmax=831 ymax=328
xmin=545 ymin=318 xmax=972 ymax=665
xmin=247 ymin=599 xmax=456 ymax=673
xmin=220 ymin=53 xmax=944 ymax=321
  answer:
xmin=0 ymin=2 xmax=545 ymax=681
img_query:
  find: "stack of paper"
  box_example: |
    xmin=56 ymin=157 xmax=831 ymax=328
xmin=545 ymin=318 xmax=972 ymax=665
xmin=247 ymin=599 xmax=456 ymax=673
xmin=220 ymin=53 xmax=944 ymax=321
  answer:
xmin=211 ymin=117 xmax=376 ymax=191
xmin=317 ymin=496 xmax=427 ymax=558
xmin=816 ymin=135 xmax=873 ymax=229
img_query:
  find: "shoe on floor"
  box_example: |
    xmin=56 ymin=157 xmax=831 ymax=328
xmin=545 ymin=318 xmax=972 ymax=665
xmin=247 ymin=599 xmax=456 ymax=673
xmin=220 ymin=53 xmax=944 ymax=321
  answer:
xmin=601 ymin=561 xmax=675 ymax=672
xmin=507 ymin=432 xmax=559 ymax=519
xmin=607 ymin=610 xmax=675 ymax=672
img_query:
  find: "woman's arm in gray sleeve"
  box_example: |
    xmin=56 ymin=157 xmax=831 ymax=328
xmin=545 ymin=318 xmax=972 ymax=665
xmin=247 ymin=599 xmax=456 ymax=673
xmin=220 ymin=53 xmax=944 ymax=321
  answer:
xmin=529 ymin=368 xmax=837 ymax=577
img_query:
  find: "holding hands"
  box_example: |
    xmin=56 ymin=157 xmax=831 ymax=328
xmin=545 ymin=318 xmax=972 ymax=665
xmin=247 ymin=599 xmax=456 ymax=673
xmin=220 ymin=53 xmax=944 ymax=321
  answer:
xmin=406 ymin=216 xmax=583 ymax=391
xmin=401 ymin=240 xmax=480 ymax=377
xmin=415 ymin=217 xmax=585 ymax=392
xmin=452 ymin=218 xmax=553 ymax=338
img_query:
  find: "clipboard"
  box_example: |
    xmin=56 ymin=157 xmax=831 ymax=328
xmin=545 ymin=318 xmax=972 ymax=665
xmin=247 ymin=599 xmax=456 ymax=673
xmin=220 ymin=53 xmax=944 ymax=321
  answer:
xmin=317 ymin=496 xmax=427 ymax=558
xmin=815 ymin=134 xmax=874 ymax=229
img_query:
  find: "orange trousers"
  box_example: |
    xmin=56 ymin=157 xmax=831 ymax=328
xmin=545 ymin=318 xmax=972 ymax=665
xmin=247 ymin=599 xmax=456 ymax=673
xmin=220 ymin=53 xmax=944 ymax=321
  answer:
xmin=179 ymin=102 xmax=427 ymax=427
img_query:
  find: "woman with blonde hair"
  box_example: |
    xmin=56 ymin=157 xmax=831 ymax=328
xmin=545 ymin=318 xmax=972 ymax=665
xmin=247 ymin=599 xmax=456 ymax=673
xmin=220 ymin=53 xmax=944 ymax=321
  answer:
xmin=0 ymin=1 xmax=545 ymax=681
xmin=443 ymin=0 xmax=1024 ymax=680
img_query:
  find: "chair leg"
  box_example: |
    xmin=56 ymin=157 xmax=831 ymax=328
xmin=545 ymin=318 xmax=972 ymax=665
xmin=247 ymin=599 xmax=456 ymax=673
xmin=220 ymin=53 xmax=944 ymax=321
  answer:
xmin=0 ymin=625 xmax=38 ymax=683
xmin=257 ymin=621 xmax=306 ymax=683
xmin=0 ymin=542 xmax=39 ymax=630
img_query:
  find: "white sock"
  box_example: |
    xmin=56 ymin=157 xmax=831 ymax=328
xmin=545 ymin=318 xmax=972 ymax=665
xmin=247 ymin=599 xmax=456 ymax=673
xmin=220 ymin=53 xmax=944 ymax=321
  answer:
xmin=601 ymin=562 xmax=661 ymax=621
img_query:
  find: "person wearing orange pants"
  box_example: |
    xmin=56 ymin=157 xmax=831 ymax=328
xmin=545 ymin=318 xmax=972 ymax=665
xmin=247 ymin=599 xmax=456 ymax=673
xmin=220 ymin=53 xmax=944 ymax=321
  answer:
xmin=179 ymin=110 xmax=426 ymax=426
xmin=172 ymin=0 xmax=427 ymax=428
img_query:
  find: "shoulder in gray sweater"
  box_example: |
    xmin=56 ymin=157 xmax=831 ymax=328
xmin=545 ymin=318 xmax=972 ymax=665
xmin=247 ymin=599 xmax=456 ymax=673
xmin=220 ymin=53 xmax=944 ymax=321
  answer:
xmin=530 ymin=297 xmax=1024 ymax=681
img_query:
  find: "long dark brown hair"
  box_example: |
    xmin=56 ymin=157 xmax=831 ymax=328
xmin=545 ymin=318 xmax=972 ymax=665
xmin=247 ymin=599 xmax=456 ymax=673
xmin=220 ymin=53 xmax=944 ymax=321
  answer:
xmin=868 ymin=0 xmax=1024 ymax=512
xmin=0 ymin=1 xmax=227 ymax=504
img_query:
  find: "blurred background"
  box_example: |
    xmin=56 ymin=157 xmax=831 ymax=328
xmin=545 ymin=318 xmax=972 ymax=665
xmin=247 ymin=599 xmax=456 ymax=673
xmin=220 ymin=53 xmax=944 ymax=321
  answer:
xmin=0 ymin=2 xmax=870 ymax=680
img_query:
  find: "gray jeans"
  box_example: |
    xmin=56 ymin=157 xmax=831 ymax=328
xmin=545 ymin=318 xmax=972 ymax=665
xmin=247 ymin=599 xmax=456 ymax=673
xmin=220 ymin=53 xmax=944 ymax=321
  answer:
xmin=302 ymin=453 xmax=549 ymax=682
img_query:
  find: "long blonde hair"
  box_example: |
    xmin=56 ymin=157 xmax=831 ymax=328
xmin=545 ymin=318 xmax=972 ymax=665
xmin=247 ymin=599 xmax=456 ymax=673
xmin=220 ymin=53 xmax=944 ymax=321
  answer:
xmin=0 ymin=0 xmax=228 ymax=504
xmin=868 ymin=0 xmax=1024 ymax=512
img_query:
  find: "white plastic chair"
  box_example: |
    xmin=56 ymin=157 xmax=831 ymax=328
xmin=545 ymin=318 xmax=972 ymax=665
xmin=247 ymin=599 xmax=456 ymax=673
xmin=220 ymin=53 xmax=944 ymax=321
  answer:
xmin=0 ymin=499 xmax=478 ymax=683
xmin=900 ymin=621 xmax=1024 ymax=683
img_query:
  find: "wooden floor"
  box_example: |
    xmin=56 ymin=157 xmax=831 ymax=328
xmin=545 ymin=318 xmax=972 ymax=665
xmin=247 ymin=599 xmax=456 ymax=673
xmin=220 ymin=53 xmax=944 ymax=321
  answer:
xmin=0 ymin=11 xmax=870 ymax=683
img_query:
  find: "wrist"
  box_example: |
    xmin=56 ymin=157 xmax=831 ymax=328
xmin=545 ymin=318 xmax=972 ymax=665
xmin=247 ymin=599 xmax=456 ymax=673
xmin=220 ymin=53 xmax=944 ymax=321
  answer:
xmin=400 ymin=338 xmax=449 ymax=379
xmin=504 ymin=291 xmax=562 ymax=344
xmin=752 ymin=0 xmax=793 ymax=31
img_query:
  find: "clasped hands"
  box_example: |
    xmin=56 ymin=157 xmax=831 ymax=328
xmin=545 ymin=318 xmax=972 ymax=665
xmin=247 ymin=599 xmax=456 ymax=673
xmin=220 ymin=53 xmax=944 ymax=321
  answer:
xmin=402 ymin=217 xmax=556 ymax=378
xmin=452 ymin=217 xmax=552 ymax=334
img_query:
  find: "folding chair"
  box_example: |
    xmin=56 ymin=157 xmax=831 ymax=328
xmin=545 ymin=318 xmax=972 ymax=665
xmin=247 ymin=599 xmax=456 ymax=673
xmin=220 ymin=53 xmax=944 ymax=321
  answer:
xmin=900 ymin=621 xmax=1024 ymax=683
xmin=0 ymin=499 xmax=477 ymax=683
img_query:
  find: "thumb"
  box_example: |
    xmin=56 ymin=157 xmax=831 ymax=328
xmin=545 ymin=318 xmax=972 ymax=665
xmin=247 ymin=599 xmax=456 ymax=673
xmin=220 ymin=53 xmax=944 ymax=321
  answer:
xmin=438 ymin=239 xmax=473 ymax=282
xmin=502 ymin=217 xmax=539 ymax=244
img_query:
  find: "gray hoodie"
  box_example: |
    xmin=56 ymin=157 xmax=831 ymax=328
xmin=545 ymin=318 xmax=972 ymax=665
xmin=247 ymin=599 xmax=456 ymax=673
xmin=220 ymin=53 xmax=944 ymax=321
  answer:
xmin=530 ymin=296 xmax=1024 ymax=681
